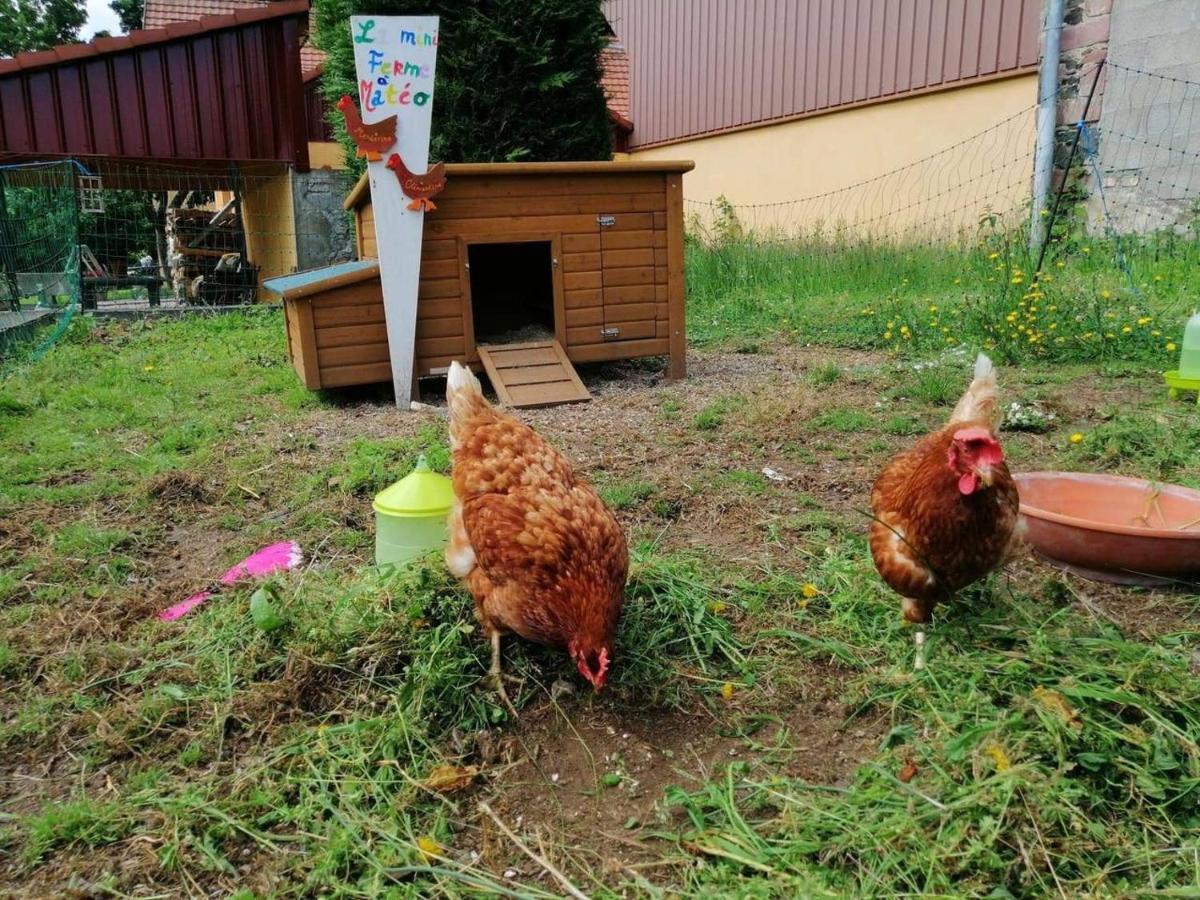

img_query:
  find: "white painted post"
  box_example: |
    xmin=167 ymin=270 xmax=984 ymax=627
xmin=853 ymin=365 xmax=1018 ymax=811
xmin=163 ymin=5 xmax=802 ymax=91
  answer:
xmin=351 ymin=15 xmax=439 ymax=407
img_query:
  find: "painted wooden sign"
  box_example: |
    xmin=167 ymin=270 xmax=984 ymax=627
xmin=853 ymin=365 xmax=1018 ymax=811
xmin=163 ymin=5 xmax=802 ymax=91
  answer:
xmin=350 ymin=14 xmax=439 ymax=406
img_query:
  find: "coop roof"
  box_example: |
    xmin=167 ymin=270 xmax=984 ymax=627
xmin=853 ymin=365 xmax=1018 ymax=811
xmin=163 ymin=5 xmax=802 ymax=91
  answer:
xmin=343 ymin=159 xmax=695 ymax=212
xmin=263 ymin=259 xmax=380 ymax=301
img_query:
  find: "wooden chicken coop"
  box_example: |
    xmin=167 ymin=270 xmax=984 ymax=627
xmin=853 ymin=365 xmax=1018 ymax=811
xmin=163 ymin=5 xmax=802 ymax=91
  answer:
xmin=274 ymin=160 xmax=694 ymax=404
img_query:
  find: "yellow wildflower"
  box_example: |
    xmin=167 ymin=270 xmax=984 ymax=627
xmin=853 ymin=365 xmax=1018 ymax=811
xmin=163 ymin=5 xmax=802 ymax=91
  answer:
xmin=708 ymin=601 xmax=727 ymax=615
xmin=417 ymin=836 xmax=443 ymax=862
xmin=143 ymin=364 xmax=155 ymax=372
xmin=1070 ymin=433 xmax=1084 ymax=444
xmin=1153 ymin=274 xmax=1163 ymax=282
xmin=802 ymin=583 xmax=819 ymax=599
xmin=883 ymin=331 xmax=893 ymax=340
xmin=1137 ymin=317 xmax=1151 ymax=326
xmin=1122 ymin=326 xmax=1132 ymax=334
xmin=1167 ymin=342 xmax=1178 ymax=352
xmin=721 ymin=682 xmax=736 ymax=700
xmin=988 ymin=251 xmax=1000 ymax=260
xmin=953 ymin=277 xmax=962 ymax=285
xmin=1011 ymin=275 xmax=1024 ymax=285
xmin=984 ymin=741 xmax=1011 ymax=773
xmin=1151 ymin=330 xmax=1161 ymax=337
xmin=1056 ymin=260 xmax=1066 ymax=268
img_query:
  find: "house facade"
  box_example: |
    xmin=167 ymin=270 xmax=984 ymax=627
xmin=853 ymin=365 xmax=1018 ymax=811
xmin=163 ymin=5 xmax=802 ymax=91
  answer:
xmin=602 ymin=0 xmax=1043 ymax=235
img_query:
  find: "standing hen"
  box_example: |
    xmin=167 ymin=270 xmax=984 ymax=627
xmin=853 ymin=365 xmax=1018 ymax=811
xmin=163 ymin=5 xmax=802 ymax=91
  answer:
xmin=444 ymin=362 xmax=628 ymax=710
xmin=870 ymin=354 xmax=1020 ymax=625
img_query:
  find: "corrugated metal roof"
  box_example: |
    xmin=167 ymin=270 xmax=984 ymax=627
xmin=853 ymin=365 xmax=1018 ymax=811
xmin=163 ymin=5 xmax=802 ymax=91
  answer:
xmin=0 ymin=0 xmax=311 ymax=170
xmin=143 ymin=0 xmax=325 ymax=74
xmin=604 ymin=0 xmax=1041 ymax=148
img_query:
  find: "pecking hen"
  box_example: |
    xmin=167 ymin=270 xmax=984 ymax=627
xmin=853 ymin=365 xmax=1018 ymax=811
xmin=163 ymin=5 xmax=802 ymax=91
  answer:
xmin=870 ymin=353 xmax=1020 ymax=625
xmin=444 ymin=361 xmax=628 ymax=711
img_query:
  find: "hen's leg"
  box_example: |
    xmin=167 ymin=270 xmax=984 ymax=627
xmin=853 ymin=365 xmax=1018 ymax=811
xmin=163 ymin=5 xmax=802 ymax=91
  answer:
xmin=486 ymin=626 xmax=519 ymax=717
xmin=901 ymin=598 xmax=932 ymax=671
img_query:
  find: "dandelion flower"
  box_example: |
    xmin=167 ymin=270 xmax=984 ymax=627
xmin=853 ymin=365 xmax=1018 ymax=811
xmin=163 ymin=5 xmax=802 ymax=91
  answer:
xmin=984 ymin=742 xmax=1011 ymax=773
xmin=1070 ymin=433 xmax=1084 ymax=444
xmin=1137 ymin=317 xmax=1151 ymax=325
xmin=1153 ymin=274 xmax=1163 ymax=282
xmin=1151 ymin=330 xmax=1161 ymax=337
xmin=802 ymin=583 xmax=819 ymax=599
xmin=884 ymin=331 xmax=893 ymax=340
xmin=1011 ymin=276 xmax=1024 ymax=285
xmin=1056 ymin=260 xmax=1066 ymax=268
xmin=988 ymin=251 xmax=1000 ymax=260
xmin=721 ymin=682 xmax=736 ymax=700
xmin=953 ymin=277 xmax=962 ymax=285
xmin=1049 ymin=323 xmax=1057 ymax=330
xmin=1082 ymin=246 xmax=1091 ymax=254
xmin=143 ymin=364 xmax=155 ymax=372
xmin=1167 ymin=342 xmax=1178 ymax=352
xmin=1100 ymin=289 xmax=1112 ymax=299
xmin=928 ymin=305 xmax=938 ymax=312
xmin=1122 ymin=326 xmax=1132 ymax=334
xmin=900 ymin=325 xmax=910 ymax=334
xmin=417 ymin=836 xmax=443 ymax=862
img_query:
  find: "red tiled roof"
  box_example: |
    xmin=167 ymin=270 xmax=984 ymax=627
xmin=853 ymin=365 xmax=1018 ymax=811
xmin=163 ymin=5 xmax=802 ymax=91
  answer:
xmin=0 ymin=0 xmax=309 ymax=76
xmin=600 ymin=40 xmax=632 ymax=132
xmin=143 ymin=0 xmax=324 ymax=74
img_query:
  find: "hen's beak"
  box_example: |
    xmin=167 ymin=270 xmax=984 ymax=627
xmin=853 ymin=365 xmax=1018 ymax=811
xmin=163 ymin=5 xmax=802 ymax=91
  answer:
xmin=975 ymin=464 xmax=995 ymax=488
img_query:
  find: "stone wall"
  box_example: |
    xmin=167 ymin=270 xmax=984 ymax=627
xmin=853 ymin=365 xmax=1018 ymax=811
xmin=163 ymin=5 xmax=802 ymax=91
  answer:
xmin=292 ymin=169 xmax=356 ymax=271
xmin=1054 ymin=0 xmax=1112 ymax=173
xmin=1087 ymin=0 xmax=1200 ymax=232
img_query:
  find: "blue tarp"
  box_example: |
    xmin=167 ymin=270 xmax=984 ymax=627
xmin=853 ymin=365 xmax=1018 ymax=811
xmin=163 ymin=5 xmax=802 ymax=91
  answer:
xmin=262 ymin=259 xmax=379 ymax=297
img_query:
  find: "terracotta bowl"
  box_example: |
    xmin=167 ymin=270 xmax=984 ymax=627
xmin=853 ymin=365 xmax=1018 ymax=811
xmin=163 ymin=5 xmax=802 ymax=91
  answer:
xmin=1014 ymin=472 xmax=1200 ymax=586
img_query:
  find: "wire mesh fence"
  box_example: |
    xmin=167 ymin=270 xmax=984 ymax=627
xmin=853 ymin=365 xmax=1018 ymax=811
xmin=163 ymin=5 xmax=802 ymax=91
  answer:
xmin=0 ymin=158 xmax=356 ymax=359
xmin=682 ymin=58 xmax=1200 ymax=366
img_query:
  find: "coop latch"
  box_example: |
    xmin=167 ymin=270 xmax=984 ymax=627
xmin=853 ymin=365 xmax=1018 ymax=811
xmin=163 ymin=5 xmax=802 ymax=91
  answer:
xmin=597 ymin=215 xmax=616 ymax=227
xmin=601 ymin=327 xmax=620 ymax=340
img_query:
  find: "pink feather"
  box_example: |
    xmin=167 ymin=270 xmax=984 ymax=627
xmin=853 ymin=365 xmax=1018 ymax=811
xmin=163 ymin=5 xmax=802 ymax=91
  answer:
xmin=158 ymin=541 xmax=303 ymax=621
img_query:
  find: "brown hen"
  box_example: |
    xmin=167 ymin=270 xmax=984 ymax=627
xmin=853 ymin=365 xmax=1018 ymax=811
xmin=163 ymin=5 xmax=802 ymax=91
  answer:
xmin=870 ymin=353 xmax=1020 ymax=625
xmin=444 ymin=361 xmax=628 ymax=710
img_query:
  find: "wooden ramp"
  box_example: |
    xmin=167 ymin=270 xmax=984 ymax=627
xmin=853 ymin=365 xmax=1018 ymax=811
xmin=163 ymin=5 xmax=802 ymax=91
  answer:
xmin=477 ymin=340 xmax=592 ymax=408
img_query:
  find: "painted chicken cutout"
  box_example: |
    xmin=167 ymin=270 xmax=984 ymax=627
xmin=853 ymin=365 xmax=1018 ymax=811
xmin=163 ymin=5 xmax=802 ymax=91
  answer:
xmin=336 ymin=95 xmax=397 ymax=162
xmin=386 ymin=152 xmax=447 ymax=211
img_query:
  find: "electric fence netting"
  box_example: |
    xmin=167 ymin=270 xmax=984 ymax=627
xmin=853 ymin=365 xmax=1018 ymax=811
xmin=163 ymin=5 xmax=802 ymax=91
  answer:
xmin=684 ymin=59 xmax=1200 ymax=364
xmin=0 ymin=158 xmax=355 ymax=360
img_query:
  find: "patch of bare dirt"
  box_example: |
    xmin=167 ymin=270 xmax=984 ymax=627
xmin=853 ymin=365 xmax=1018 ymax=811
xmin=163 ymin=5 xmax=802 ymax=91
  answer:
xmin=477 ymin=663 xmax=885 ymax=886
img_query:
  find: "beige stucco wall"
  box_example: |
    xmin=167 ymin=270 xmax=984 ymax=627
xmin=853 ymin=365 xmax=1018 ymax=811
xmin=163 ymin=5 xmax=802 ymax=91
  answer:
xmin=240 ymin=172 xmax=298 ymax=284
xmin=308 ymin=141 xmax=347 ymax=171
xmin=630 ymin=73 xmax=1039 ymax=242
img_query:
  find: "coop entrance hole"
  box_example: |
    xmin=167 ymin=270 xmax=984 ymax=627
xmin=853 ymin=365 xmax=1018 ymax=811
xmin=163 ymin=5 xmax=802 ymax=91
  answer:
xmin=468 ymin=240 xmax=556 ymax=344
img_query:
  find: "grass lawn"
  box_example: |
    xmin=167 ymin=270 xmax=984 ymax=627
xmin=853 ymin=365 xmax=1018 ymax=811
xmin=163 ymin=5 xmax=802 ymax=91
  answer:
xmin=1 ymin=239 xmax=1198 ymax=896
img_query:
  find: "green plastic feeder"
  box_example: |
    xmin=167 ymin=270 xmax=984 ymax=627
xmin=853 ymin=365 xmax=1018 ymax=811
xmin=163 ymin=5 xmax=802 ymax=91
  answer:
xmin=1164 ymin=312 xmax=1200 ymax=406
xmin=372 ymin=455 xmax=455 ymax=567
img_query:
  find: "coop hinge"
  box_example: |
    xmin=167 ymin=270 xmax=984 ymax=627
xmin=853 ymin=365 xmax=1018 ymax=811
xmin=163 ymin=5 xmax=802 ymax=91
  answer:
xmin=601 ymin=327 xmax=620 ymax=340
xmin=597 ymin=215 xmax=616 ymax=227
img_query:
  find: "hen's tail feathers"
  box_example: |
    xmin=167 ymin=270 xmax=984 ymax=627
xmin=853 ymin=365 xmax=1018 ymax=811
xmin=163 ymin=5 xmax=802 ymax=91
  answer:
xmin=447 ymin=361 xmax=488 ymax=445
xmin=950 ymin=352 xmax=999 ymax=425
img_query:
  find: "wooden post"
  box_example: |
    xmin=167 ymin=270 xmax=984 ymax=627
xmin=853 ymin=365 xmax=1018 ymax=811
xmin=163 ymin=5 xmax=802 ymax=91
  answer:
xmin=351 ymin=15 xmax=440 ymax=407
xmin=664 ymin=173 xmax=687 ymax=380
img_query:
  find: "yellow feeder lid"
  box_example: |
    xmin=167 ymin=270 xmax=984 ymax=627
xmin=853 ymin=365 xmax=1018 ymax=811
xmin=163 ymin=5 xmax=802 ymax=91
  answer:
xmin=372 ymin=455 xmax=455 ymax=518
